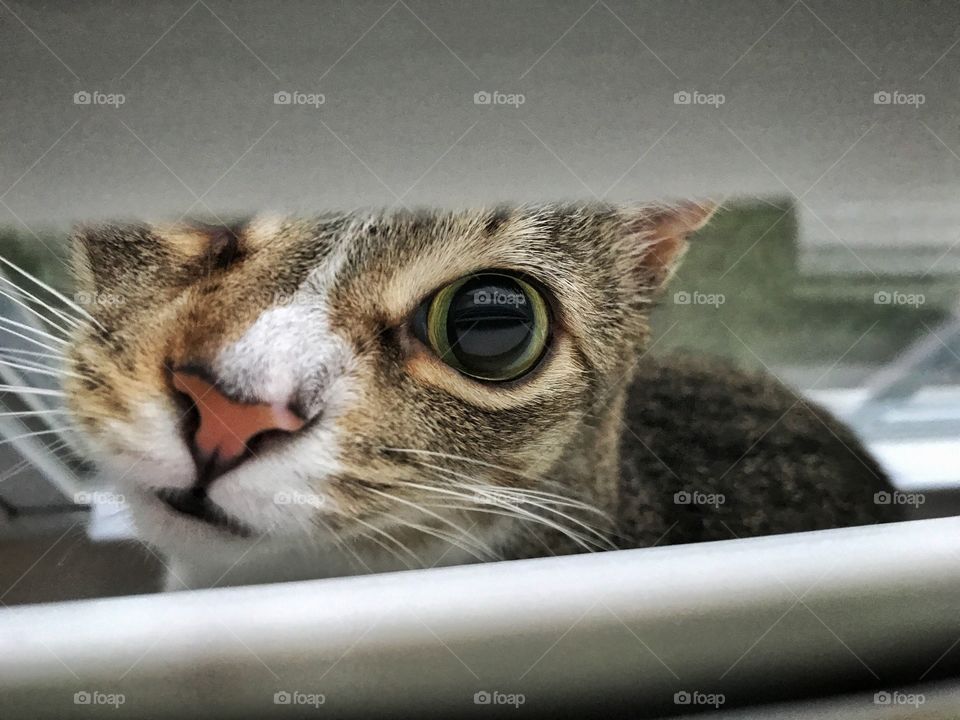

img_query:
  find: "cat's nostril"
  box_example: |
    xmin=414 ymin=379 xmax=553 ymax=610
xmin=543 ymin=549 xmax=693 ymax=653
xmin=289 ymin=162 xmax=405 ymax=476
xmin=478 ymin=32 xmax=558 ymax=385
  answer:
xmin=171 ymin=369 xmax=307 ymax=482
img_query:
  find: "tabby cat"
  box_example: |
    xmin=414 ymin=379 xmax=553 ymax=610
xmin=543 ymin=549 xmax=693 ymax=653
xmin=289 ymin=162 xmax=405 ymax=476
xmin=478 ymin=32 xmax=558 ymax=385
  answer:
xmin=60 ymin=202 xmax=899 ymax=590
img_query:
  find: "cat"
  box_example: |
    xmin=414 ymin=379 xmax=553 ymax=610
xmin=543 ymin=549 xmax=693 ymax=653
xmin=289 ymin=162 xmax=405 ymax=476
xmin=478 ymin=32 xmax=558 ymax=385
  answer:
xmin=59 ymin=202 xmax=900 ymax=590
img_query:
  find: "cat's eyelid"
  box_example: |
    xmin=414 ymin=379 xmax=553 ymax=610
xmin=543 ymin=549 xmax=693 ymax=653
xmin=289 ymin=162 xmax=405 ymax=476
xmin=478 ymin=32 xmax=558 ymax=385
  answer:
xmin=393 ymin=267 xmax=553 ymax=327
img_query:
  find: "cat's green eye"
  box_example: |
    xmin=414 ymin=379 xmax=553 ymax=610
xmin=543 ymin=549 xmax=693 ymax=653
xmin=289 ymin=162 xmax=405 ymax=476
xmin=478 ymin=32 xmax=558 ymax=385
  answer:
xmin=414 ymin=272 xmax=550 ymax=382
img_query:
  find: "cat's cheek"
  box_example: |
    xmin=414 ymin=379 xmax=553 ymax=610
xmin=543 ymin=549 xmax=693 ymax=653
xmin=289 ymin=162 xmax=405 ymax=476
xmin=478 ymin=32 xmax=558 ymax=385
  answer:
xmin=95 ymin=402 xmax=197 ymax=489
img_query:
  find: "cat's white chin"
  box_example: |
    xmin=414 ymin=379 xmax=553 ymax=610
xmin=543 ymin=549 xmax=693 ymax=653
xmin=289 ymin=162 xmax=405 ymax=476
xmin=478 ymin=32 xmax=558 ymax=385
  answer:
xmin=125 ymin=485 xmax=275 ymax=553
xmin=116 ymin=485 xmax=481 ymax=588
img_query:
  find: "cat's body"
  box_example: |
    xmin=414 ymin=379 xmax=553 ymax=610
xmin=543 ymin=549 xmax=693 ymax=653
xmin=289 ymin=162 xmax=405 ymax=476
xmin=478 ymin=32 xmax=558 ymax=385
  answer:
xmin=504 ymin=354 xmax=901 ymax=562
xmin=59 ymin=202 xmax=900 ymax=590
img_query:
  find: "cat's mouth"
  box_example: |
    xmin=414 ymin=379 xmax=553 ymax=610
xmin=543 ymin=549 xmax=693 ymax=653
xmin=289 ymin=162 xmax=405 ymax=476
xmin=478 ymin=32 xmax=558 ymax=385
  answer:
xmin=155 ymin=487 xmax=252 ymax=538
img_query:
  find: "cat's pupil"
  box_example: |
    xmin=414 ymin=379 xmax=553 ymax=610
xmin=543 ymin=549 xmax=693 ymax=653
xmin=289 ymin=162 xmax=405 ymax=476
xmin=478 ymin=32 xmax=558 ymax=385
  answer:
xmin=446 ymin=277 xmax=535 ymax=375
xmin=417 ymin=271 xmax=550 ymax=381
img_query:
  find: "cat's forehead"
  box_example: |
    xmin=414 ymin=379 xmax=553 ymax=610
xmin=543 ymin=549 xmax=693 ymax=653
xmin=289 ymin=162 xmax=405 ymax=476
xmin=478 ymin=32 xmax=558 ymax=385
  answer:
xmin=330 ymin=206 xmax=600 ymax=318
xmin=71 ymin=203 xmax=663 ymax=378
xmin=124 ymin=207 xmax=610 ymax=376
xmin=176 ymin=206 xmax=620 ymax=321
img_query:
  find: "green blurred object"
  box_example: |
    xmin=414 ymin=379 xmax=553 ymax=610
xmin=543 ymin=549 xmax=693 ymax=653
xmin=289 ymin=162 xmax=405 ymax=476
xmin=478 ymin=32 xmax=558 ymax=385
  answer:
xmin=0 ymin=229 xmax=70 ymax=289
xmin=650 ymin=200 xmax=950 ymax=369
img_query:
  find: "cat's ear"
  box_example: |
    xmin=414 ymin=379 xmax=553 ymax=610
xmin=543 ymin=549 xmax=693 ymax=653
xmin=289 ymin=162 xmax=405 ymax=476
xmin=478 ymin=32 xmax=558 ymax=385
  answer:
xmin=620 ymin=201 xmax=717 ymax=290
xmin=70 ymin=223 xmax=143 ymax=292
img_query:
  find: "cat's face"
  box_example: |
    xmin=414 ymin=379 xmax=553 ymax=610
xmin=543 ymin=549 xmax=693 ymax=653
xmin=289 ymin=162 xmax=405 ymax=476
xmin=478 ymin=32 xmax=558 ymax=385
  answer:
xmin=65 ymin=203 xmax=713 ymax=565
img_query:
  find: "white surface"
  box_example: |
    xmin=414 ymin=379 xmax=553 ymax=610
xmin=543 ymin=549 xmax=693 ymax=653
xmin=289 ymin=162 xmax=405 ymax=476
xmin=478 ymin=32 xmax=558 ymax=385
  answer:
xmin=870 ymin=440 xmax=960 ymax=491
xmin=3 ymin=517 xmax=960 ymax=719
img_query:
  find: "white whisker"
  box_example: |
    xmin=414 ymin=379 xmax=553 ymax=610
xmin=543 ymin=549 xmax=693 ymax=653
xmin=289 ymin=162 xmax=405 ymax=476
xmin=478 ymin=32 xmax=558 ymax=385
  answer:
xmin=0 ymin=426 xmax=77 ymax=449
xmin=0 ymin=409 xmax=70 ymax=419
xmin=0 ymin=352 xmax=61 ymax=369
xmin=0 ymin=347 xmax=64 ymax=361
xmin=0 ymin=385 xmax=66 ymax=397
xmin=353 ymin=516 xmax=421 ymax=567
xmin=381 ymin=446 xmax=609 ymax=515
xmin=35 ymin=437 xmax=77 ymax=466
xmin=0 ymin=316 xmax=67 ymax=345
xmin=0 ymin=284 xmax=76 ymax=338
xmin=379 ymin=511 xmax=497 ymax=562
xmin=364 ymin=484 xmax=499 ymax=559
xmin=421 ymin=500 xmax=601 ymax=552
xmin=316 ymin=517 xmax=374 ymax=574
xmin=398 ymin=478 xmax=605 ymax=553
xmin=0 ymin=321 xmax=68 ymax=354
xmin=0 ymin=456 xmax=34 ymax=484
xmin=381 ymin=446 xmax=537 ymax=481
xmin=0 ymin=358 xmax=83 ymax=381
xmin=415 ymin=461 xmax=615 ymax=549
xmin=0 ymin=254 xmax=103 ymax=329
xmin=353 ymin=527 xmax=416 ymax=570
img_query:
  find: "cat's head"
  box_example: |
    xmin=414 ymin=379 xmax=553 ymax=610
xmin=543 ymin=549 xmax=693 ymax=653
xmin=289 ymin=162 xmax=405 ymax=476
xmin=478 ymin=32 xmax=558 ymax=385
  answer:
xmin=65 ymin=203 xmax=714 ymax=566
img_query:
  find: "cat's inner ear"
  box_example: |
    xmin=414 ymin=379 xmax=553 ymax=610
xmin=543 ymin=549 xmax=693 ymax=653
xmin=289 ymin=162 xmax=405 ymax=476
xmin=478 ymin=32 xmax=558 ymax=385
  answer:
xmin=622 ymin=201 xmax=717 ymax=289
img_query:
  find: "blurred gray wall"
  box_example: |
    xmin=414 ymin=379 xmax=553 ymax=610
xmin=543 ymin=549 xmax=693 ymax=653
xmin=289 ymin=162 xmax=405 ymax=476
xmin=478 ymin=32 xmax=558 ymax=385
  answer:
xmin=1 ymin=0 xmax=960 ymax=260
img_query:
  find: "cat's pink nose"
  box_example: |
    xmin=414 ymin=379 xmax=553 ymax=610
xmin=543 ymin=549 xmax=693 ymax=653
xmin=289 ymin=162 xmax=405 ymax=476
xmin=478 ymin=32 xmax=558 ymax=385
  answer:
xmin=172 ymin=370 xmax=306 ymax=476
